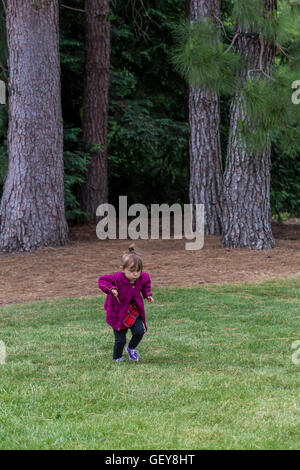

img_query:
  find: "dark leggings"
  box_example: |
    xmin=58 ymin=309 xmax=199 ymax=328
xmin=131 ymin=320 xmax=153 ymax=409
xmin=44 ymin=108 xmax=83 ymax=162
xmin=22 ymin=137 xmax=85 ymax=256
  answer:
xmin=112 ymin=316 xmax=145 ymax=359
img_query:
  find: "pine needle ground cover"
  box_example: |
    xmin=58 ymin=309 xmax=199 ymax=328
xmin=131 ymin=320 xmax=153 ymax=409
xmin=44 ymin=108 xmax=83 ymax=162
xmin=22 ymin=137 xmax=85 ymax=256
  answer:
xmin=0 ymin=277 xmax=299 ymax=450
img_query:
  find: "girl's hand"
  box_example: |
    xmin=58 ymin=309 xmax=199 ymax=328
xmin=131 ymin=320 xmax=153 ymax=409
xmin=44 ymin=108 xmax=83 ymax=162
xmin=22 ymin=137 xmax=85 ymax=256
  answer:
xmin=146 ymin=296 xmax=154 ymax=303
xmin=111 ymin=289 xmax=121 ymax=304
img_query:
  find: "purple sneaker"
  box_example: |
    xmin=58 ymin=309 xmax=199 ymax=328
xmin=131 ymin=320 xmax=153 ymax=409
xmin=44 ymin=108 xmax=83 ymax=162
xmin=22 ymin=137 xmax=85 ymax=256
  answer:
xmin=126 ymin=346 xmax=140 ymax=361
xmin=114 ymin=357 xmax=125 ymax=362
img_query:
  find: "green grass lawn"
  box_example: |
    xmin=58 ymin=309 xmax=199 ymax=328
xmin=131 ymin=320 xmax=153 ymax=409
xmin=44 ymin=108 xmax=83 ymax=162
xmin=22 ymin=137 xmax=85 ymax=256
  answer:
xmin=0 ymin=277 xmax=300 ymax=450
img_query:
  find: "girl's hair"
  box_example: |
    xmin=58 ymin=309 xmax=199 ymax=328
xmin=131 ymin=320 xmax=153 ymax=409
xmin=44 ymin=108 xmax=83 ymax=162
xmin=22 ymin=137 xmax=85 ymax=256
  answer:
xmin=121 ymin=244 xmax=143 ymax=271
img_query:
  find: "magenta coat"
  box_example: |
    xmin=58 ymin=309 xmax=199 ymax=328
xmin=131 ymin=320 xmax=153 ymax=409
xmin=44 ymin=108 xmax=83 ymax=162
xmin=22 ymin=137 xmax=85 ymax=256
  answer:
xmin=98 ymin=271 xmax=152 ymax=331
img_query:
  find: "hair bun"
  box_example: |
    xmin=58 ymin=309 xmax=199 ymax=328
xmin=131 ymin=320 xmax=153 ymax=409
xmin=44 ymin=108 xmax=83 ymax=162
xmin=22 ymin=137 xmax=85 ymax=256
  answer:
xmin=121 ymin=244 xmax=143 ymax=270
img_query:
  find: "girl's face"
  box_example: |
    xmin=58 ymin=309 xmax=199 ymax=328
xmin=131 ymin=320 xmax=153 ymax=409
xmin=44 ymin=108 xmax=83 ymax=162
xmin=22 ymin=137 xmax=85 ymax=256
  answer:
xmin=121 ymin=263 xmax=141 ymax=283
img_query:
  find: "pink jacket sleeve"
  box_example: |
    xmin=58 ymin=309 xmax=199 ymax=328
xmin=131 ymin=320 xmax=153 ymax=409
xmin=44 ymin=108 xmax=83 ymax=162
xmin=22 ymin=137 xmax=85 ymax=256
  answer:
xmin=98 ymin=274 xmax=117 ymax=295
xmin=141 ymin=272 xmax=152 ymax=299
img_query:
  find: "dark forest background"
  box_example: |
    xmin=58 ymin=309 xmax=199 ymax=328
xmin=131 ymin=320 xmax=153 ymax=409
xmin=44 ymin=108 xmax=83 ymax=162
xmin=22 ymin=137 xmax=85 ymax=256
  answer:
xmin=0 ymin=0 xmax=299 ymax=223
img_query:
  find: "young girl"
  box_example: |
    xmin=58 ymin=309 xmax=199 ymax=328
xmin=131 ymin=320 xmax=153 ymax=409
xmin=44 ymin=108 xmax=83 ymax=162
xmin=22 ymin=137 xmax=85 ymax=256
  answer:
xmin=98 ymin=245 xmax=154 ymax=362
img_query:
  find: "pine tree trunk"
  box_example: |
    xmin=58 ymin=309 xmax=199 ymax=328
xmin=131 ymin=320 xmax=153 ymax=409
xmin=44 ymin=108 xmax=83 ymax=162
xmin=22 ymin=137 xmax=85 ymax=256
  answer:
xmin=0 ymin=0 xmax=69 ymax=253
xmin=80 ymin=0 xmax=110 ymax=224
xmin=188 ymin=0 xmax=223 ymax=235
xmin=221 ymin=1 xmax=277 ymax=249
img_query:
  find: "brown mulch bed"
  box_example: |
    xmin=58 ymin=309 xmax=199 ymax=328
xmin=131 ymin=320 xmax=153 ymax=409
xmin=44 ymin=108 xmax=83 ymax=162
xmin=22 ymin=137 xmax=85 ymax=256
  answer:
xmin=0 ymin=221 xmax=299 ymax=306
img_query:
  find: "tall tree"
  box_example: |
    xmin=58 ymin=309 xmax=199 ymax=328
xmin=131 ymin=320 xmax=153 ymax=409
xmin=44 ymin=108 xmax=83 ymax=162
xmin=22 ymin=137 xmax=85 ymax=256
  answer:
xmin=188 ymin=0 xmax=223 ymax=234
xmin=221 ymin=0 xmax=277 ymax=249
xmin=80 ymin=0 xmax=110 ymax=224
xmin=0 ymin=0 xmax=69 ymax=253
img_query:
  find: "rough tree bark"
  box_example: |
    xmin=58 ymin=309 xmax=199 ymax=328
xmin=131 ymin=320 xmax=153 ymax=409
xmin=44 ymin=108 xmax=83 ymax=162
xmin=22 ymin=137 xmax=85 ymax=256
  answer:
xmin=80 ymin=0 xmax=110 ymax=224
xmin=0 ymin=0 xmax=69 ymax=253
xmin=221 ymin=0 xmax=277 ymax=249
xmin=188 ymin=0 xmax=223 ymax=235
